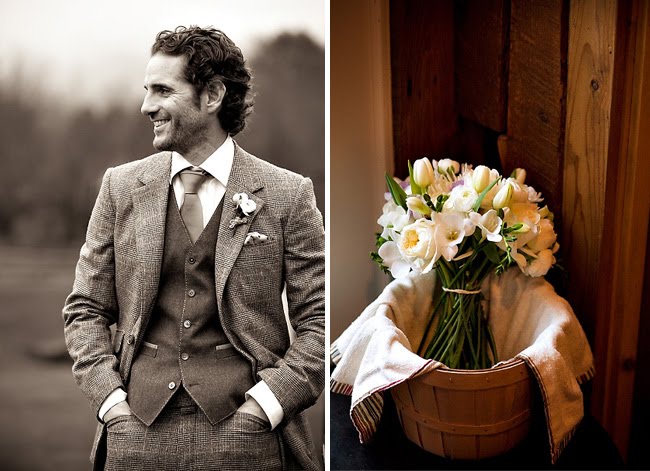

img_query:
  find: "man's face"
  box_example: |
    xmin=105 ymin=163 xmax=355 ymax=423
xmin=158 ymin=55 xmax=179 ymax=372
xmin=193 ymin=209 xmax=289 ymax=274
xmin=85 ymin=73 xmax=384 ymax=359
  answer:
xmin=141 ymin=53 xmax=210 ymax=156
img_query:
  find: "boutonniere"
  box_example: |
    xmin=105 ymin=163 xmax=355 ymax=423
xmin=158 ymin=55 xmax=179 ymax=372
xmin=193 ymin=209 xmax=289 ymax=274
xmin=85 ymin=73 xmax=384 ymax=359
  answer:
xmin=229 ymin=192 xmax=257 ymax=229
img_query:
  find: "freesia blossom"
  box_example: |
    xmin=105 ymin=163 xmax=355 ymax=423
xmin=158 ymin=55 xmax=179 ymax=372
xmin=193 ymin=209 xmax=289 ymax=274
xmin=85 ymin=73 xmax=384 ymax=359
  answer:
xmin=526 ymin=218 xmax=556 ymax=252
xmin=437 ymin=158 xmax=460 ymax=176
xmin=378 ymin=240 xmax=412 ymax=278
xmin=413 ymin=158 xmax=435 ymax=188
xmin=434 ymin=213 xmax=466 ymax=261
xmin=398 ymin=219 xmax=439 ymax=273
xmin=377 ymin=201 xmax=410 ymax=240
xmin=406 ymin=196 xmax=431 ymax=217
xmin=470 ymin=210 xmax=502 ymax=242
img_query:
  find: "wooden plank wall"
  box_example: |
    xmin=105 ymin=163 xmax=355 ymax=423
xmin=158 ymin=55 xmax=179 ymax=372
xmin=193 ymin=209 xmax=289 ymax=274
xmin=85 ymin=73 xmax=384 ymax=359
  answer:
xmin=506 ymin=0 xmax=568 ymax=222
xmin=585 ymin=0 xmax=650 ymax=459
xmin=390 ymin=0 xmax=455 ymax=177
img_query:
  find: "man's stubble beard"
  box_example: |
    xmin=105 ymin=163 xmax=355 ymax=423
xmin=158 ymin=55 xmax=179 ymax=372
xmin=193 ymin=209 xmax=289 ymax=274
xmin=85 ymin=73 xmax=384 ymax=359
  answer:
xmin=153 ymin=113 xmax=210 ymax=156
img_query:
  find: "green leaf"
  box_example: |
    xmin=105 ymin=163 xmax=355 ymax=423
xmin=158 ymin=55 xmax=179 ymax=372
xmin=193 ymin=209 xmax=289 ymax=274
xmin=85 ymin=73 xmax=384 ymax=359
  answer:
xmin=472 ymin=178 xmax=500 ymax=212
xmin=407 ymin=160 xmax=422 ymax=195
xmin=483 ymin=243 xmax=501 ymax=264
xmin=385 ymin=172 xmax=408 ymax=209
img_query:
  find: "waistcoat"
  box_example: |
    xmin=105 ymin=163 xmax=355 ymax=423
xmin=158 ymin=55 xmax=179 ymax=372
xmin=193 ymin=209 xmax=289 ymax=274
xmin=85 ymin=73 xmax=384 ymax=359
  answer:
xmin=127 ymin=186 xmax=255 ymax=426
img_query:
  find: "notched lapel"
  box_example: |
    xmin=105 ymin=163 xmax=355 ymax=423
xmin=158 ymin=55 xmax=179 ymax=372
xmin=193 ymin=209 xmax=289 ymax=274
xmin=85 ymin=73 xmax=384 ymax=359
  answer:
xmin=215 ymin=147 xmax=265 ymax=304
xmin=133 ymin=153 xmax=172 ymax=327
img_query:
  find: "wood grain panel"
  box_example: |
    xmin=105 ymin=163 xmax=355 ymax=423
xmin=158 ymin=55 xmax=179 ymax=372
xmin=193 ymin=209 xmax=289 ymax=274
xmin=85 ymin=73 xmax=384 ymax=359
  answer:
xmin=586 ymin=0 xmax=650 ymax=459
xmin=507 ymin=0 xmax=568 ymax=217
xmin=455 ymin=0 xmax=509 ymax=132
xmin=563 ymin=0 xmax=618 ymax=341
xmin=390 ymin=0 xmax=456 ymax=177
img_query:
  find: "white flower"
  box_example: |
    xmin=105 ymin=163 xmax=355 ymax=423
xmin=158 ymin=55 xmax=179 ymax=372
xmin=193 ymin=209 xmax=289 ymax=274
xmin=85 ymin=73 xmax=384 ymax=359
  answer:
xmin=445 ymin=184 xmax=478 ymax=213
xmin=378 ymin=240 xmax=412 ymax=278
xmin=434 ymin=213 xmax=466 ymax=261
xmin=232 ymin=192 xmax=256 ymax=216
xmin=471 ymin=165 xmax=492 ymax=193
xmin=469 ymin=210 xmax=502 ymax=243
xmin=526 ymin=218 xmax=556 ymax=252
xmin=513 ymin=168 xmax=526 ymax=185
xmin=493 ymin=181 xmax=514 ymax=209
xmin=437 ymin=158 xmax=460 ymax=176
xmin=501 ymin=203 xmax=540 ymax=249
xmin=377 ymin=201 xmax=410 ymax=240
xmin=412 ymin=158 xmax=435 ymax=188
xmin=406 ymin=196 xmax=431 ymax=217
xmin=526 ymin=185 xmax=544 ymax=203
xmin=397 ymin=219 xmax=439 ymax=273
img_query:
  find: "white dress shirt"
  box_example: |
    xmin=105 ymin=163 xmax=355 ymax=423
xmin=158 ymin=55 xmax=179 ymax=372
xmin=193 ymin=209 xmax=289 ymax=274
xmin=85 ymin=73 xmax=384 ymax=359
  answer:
xmin=99 ymin=136 xmax=284 ymax=429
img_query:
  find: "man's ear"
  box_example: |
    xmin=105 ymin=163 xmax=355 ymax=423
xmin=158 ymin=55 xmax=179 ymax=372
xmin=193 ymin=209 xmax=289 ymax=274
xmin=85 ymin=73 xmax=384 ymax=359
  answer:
xmin=205 ymin=80 xmax=226 ymax=114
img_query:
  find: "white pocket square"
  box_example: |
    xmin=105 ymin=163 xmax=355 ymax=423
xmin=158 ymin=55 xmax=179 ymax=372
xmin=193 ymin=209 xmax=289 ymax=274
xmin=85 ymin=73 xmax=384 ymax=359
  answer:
xmin=244 ymin=231 xmax=269 ymax=245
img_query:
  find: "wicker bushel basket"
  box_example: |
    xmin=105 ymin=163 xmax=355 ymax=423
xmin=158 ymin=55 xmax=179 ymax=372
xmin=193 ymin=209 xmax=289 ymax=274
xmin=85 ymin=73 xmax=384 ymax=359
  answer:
xmin=390 ymin=359 xmax=532 ymax=460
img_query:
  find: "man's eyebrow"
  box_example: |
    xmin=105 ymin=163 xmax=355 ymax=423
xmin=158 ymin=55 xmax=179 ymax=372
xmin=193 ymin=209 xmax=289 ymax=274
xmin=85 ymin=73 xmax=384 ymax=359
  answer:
xmin=144 ymin=83 xmax=173 ymax=91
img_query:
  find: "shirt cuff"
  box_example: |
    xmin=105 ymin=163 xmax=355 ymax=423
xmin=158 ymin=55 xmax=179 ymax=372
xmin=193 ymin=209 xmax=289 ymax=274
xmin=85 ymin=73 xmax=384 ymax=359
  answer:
xmin=98 ymin=388 xmax=127 ymax=422
xmin=245 ymin=381 xmax=284 ymax=429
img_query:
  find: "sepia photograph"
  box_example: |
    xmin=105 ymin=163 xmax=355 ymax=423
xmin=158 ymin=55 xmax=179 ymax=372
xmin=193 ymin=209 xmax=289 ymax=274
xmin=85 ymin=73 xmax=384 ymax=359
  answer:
xmin=0 ymin=1 xmax=325 ymax=469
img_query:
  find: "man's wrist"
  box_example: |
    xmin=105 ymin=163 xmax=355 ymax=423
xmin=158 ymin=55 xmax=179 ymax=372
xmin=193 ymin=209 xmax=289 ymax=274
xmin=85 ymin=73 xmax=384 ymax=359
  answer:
xmin=103 ymin=400 xmax=131 ymax=422
xmin=98 ymin=388 xmax=128 ymax=422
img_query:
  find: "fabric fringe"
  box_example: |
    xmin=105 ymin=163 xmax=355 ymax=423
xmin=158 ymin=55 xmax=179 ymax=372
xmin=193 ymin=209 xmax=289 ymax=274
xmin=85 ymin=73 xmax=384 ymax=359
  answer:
xmin=350 ymin=392 xmax=384 ymax=443
xmin=576 ymin=365 xmax=596 ymax=385
xmin=330 ymin=378 xmax=353 ymax=396
xmin=330 ymin=342 xmax=342 ymax=365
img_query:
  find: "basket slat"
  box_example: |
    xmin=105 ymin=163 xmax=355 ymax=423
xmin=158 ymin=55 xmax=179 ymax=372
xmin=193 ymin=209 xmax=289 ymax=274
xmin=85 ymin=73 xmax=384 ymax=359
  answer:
xmin=390 ymin=359 xmax=533 ymax=460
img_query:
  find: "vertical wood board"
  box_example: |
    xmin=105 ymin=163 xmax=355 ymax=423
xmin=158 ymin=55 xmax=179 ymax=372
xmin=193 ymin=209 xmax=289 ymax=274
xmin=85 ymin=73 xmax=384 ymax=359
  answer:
xmin=390 ymin=0 xmax=456 ymax=177
xmin=588 ymin=0 xmax=650 ymax=459
xmin=455 ymin=0 xmax=509 ymax=132
xmin=507 ymin=0 xmax=568 ymax=216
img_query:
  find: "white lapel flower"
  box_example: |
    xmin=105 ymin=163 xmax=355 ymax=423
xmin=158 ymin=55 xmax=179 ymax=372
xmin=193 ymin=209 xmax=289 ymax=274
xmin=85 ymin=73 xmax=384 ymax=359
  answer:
xmin=232 ymin=192 xmax=257 ymax=216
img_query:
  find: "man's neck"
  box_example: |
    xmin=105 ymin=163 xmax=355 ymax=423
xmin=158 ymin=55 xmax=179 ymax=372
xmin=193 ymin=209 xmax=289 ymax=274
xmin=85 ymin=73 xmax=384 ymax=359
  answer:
xmin=182 ymin=131 xmax=228 ymax=166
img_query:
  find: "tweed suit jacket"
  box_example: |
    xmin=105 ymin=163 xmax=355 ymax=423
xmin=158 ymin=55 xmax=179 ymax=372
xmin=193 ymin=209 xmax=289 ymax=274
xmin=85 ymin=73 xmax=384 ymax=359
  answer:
xmin=63 ymin=142 xmax=325 ymax=470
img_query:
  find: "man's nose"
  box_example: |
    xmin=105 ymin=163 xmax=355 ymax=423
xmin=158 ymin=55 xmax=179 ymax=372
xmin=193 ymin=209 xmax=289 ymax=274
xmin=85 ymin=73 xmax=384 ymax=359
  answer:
xmin=141 ymin=92 xmax=158 ymax=116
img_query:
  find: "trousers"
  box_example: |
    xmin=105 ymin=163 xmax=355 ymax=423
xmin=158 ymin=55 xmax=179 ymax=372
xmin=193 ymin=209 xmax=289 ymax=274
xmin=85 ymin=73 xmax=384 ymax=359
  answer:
xmin=104 ymin=389 xmax=283 ymax=470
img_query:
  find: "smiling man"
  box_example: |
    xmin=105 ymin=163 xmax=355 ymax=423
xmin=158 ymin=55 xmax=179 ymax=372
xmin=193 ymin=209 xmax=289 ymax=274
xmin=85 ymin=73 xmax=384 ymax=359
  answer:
xmin=62 ymin=26 xmax=325 ymax=470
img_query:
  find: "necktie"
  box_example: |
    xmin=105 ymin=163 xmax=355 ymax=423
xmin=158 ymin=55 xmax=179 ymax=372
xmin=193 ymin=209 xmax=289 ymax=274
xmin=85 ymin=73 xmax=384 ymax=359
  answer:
xmin=179 ymin=168 xmax=208 ymax=243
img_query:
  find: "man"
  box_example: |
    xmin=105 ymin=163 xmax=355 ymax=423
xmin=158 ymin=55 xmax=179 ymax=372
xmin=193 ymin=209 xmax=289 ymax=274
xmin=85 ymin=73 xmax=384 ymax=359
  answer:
xmin=63 ymin=26 xmax=324 ymax=470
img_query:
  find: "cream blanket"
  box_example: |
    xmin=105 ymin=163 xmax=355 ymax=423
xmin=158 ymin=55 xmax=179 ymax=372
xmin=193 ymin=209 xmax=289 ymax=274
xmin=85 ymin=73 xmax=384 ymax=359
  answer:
xmin=330 ymin=268 xmax=595 ymax=463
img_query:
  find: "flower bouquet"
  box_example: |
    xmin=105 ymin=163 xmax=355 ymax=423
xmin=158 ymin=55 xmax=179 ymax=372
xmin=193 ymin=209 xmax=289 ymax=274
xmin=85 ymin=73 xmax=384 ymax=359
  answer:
xmin=371 ymin=158 xmax=559 ymax=370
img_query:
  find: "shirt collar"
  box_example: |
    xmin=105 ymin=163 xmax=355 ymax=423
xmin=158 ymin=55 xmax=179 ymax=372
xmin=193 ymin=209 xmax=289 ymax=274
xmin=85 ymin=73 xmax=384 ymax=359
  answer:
xmin=170 ymin=135 xmax=234 ymax=186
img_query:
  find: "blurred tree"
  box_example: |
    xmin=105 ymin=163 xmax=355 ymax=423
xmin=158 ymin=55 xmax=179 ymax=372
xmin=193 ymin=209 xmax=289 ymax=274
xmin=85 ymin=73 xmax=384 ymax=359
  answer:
xmin=0 ymin=31 xmax=324 ymax=247
xmin=240 ymin=32 xmax=325 ymax=215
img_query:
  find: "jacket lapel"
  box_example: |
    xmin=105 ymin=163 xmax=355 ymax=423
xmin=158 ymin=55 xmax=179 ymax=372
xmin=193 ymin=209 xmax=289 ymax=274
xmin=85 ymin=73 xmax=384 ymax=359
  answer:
xmin=133 ymin=152 xmax=172 ymax=329
xmin=215 ymin=144 xmax=265 ymax=306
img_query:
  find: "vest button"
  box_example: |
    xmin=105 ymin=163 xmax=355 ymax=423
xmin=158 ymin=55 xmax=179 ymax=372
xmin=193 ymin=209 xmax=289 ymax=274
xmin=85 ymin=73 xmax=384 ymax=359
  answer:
xmin=188 ymin=289 xmax=196 ymax=297
xmin=126 ymin=335 xmax=134 ymax=345
xmin=181 ymin=352 xmax=189 ymax=361
xmin=188 ymin=257 xmax=196 ymax=264
xmin=168 ymin=382 xmax=176 ymax=390
xmin=183 ymin=320 xmax=192 ymax=329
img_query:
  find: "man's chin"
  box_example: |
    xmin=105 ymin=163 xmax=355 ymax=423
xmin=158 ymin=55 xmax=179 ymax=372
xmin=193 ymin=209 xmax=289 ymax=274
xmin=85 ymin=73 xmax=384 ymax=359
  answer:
xmin=152 ymin=137 xmax=173 ymax=152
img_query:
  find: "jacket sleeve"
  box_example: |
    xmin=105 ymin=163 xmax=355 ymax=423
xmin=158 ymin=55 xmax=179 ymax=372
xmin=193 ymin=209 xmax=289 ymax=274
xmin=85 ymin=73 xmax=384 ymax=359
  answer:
xmin=257 ymin=177 xmax=325 ymax=420
xmin=62 ymin=167 xmax=125 ymax=417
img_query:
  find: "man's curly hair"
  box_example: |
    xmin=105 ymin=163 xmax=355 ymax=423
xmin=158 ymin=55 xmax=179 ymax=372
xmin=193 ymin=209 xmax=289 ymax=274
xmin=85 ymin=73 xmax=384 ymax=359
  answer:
xmin=151 ymin=26 xmax=253 ymax=135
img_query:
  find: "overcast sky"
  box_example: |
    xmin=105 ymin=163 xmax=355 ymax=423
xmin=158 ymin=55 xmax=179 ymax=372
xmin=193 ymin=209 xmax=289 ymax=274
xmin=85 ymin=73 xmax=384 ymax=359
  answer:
xmin=0 ymin=0 xmax=325 ymax=108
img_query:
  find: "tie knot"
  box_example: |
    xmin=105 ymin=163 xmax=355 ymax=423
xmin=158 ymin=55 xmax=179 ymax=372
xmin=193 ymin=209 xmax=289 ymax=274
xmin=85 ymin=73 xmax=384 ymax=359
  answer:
xmin=179 ymin=168 xmax=208 ymax=194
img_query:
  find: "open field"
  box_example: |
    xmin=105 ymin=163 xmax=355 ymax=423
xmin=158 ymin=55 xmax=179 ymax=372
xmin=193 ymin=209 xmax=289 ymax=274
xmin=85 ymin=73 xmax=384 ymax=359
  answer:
xmin=0 ymin=245 xmax=95 ymax=470
xmin=0 ymin=245 xmax=324 ymax=470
